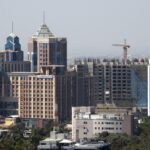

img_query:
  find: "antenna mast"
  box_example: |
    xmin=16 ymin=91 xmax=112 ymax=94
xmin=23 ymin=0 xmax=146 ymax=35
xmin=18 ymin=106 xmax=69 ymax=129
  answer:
xmin=12 ymin=21 xmax=14 ymax=33
xmin=43 ymin=11 xmax=45 ymax=24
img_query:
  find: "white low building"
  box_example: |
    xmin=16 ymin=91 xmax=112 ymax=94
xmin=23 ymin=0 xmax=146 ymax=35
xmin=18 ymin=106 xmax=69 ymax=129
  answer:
xmin=72 ymin=106 xmax=134 ymax=142
xmin=37 ymin=131 xmax=72 ymax=150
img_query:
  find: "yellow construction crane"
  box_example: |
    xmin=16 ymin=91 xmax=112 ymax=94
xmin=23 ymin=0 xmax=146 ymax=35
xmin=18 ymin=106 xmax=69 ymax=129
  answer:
xmin=112 ymin=39 xmax=130 ymax=61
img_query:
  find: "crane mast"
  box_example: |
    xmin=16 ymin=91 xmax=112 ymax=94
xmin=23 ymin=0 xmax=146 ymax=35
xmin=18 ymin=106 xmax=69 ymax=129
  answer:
xmin=112 ymin=39 xmax=130 ymax=62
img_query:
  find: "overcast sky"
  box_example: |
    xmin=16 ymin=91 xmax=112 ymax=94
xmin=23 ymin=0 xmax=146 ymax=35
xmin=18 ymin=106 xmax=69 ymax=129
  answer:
xmin=1 ymin=0 xmax=150 ymax=59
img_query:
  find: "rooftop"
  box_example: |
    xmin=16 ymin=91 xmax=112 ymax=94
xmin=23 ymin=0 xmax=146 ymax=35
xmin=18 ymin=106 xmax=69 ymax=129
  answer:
xmin=33 ymin=23 xmax=54 ymax=38
xmin=75 ymin=112 xmax=123 ymax=120
xmin=8 ymin=33 xmax=17 ymax=38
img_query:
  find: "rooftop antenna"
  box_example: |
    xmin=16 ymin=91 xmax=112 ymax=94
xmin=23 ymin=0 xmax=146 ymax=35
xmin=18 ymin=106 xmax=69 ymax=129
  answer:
xmin=43 ymin=11 xmax=45 ymax=24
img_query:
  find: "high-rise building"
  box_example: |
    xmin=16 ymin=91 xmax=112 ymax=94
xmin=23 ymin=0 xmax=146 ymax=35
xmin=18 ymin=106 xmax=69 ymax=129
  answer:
xmin=0 ymin=32 xmax=30 ymax=72
xmin=4 ymin=33 xmax=23 ymax=61
xmin=74 ymin=58 xmax=148 ymax=107
xmin=6 ymin=70 xmax=75 ymax=122
xmin=5 ymin=33 xmax=21 ymax=50
xmin=28 ymin=23 xmax=67 ymax=73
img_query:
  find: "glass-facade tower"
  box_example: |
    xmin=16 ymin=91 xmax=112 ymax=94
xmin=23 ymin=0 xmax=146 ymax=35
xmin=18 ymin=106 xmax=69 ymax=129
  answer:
xmin=28 ymin=23 xmax=67 ymax=73
xmin=4 ymin=33 xmax=23 ymax=61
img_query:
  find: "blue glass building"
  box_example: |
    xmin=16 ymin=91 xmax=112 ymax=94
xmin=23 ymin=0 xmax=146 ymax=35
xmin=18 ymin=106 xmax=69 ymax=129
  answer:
xmin=131 ymin=65 xmax=147 ymax=107
xmin=4 ymin=33 xmax=23 ymax=61
xmin=5 ymin=33 xmax=21 ymax=51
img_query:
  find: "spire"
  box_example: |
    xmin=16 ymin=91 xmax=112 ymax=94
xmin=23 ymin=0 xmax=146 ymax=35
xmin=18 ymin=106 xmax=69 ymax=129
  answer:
xmin=12 ymin=21 xmax=14 ymax=33
xmin=43 ymin=11 xmax=45 ymax=24
xmin=9 ymin=21 xmax=16 ymax=37
xmin=32 ymin=12 xmax=54 ymax=38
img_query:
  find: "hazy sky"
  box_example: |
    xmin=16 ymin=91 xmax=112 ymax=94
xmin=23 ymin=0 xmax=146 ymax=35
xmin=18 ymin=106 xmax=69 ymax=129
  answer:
xmin=1 ymin=0 xmax=150 ymax=59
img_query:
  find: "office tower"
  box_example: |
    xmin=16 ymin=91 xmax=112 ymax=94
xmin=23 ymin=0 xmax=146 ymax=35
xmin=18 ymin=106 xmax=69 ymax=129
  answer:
xmin=5 ymin=33 xmax=21 ymax=51
xmin=0 ymin=32 xmax=30 ymax=72
xmin=28 ymin=23 xmax=67 ymax=73
xmin=5 ymin=32 xmax=23 ymax=61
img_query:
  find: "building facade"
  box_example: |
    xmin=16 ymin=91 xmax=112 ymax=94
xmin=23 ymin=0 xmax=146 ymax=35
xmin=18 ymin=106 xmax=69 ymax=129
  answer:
xmin=0 ymin=61 xmax=30 ymax=72
xmin=6 ymin=70 xmax=77 ymax=122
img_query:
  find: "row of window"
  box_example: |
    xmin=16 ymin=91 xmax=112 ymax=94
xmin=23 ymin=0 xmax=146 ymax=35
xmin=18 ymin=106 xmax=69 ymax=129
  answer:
xmin=83 ymin=121 xmax=122 ymax=125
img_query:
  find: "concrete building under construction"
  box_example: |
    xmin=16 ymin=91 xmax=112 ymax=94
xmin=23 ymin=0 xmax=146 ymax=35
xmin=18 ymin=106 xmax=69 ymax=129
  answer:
xmin=73 ymin=58 xmax=148 ymax=107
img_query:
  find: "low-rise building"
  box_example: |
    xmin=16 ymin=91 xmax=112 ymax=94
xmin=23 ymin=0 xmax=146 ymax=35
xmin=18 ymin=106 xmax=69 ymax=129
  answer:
xmin=63 ymin=142 xmax=110 ymax=150
xmin=37 ymin=131 xmax=110 ymax=150
xmin=72 ymin=106 xmax=134 ymax=141
xmin=37 ymin=131 xmax=72 ymax=150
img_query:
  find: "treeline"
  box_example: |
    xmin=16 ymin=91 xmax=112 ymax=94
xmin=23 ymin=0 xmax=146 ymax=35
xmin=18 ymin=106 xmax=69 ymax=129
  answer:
xmin=0 ymin=120 xmax=54 ymax=150
xmin=94 ymin=117 xmax=150 ymax=150
xmin=1 ymin=117 xmax=150 ymax=150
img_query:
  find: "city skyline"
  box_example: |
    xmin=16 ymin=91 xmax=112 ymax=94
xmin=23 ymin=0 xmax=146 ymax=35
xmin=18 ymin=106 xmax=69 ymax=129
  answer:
xmin=0 ymin=0 xmax=150 ymax=59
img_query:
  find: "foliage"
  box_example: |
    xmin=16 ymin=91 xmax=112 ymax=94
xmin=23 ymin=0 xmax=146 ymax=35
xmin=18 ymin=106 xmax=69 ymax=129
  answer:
xmin=0 ymin=120 xmax=54 ymax=150
xmin=94 ymin=117 xmax=150 ymax=150
xmin=2 ymin=117 xmax=150 ymax=150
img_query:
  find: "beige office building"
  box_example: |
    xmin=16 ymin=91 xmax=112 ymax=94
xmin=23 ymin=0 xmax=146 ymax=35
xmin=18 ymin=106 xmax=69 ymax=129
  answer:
xmin=8 ymin=73 xmax=57 ymax=120
xmin=6 ymin=70 xmax=74 ymax=122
